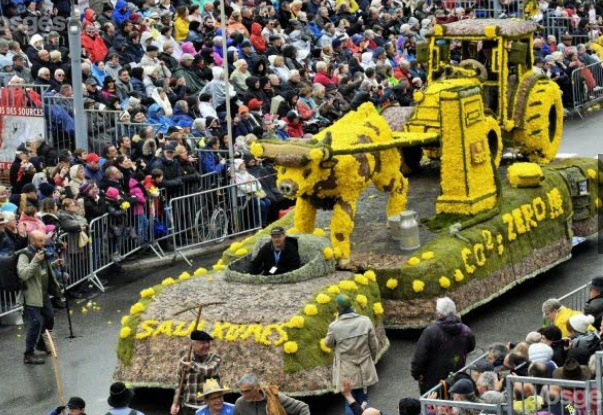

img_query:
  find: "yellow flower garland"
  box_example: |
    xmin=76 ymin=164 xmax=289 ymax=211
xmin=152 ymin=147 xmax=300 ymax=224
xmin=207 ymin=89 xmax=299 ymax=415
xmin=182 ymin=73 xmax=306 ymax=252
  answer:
xmin=179 ymin=272 xmax=191 ymax=281
xmin=140 ymin=288 xmax=155 ymax=298
xmin=161 ymin=277 xmax=175 ymax=286
xmin=229 ymin=242 xmax=243 ymax=252
xmin=235 ymin=248 xmax=249 ymax=256
xmin=193 ymin=267 xmax=208 ymax=276
xmin=130 ymin=302 xmax=146 ymax=315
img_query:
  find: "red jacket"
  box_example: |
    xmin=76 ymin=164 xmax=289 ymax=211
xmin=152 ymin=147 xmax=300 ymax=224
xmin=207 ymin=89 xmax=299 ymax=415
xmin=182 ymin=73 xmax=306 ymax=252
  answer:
xmin=81 ymin=32 xmax=108 ymax=63
xmin=249 ymin=23 xmax=266 ymax=54
xmin=313 ymin=71 xmax=338 ymax=87
xmin=283 ymin=118 xmax=304 ymax=138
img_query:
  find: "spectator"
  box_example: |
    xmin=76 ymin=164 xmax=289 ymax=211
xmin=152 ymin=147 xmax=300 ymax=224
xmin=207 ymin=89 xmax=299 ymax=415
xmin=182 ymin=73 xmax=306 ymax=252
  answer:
xmin=2 ymin=211 xmax=28 ymax=251
xmin=128 ymin=171 xmax=150 ymax=244
xmin=411 ymin=297 xmax=475 ymax=393
xmin=46 ymin=397 xmax=87 ymax=415
xmin=234 ymin=373 xmax=310 ymax=415
xmin=538 ymin=325 xmax=566 ymax=367
xmin=325 ymin=293 xmax=379 ymax=415
xmin=196 ymin=380 xmax=234 ymax=415
xmin=68 ymin=164 xmax=86 ymax=199
xmin=18 ymin=206 xmax=47 ymax=235
xmin=18 ymin=230 xmax=62 ymax=364
xmin=106 ymin=382 xmax=145 ymax=415
xmin=84 ymin=153 xmax=103 ymax=186
xmin=201 ymin=137 xmax=228 ymax=175
xmin=584 ymin=276 xmax=603 ymax=328
xmin=283 ymin=111 xmax=304 ymax=138
xmin=100 ymin=166 xmax=125 ymax=193
xmin=233 ymin=158 xmax=271 ymax=227
xmin=528 ymin=343 xmax=557 ymax=377
xmin=566 ymin=314 xmax=599 ymax=364
xmin=475 ymin=371 xmax=500 ymax=395
xmin=542 ymin=298 xmax=593 ymax=337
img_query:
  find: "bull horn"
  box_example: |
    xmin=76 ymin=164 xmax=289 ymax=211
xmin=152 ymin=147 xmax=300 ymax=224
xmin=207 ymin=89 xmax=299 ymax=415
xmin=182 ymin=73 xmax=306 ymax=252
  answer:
xmin=259 ymin=141 xmax=314 ymax=161
xmin=274 ymin=154 xmax=311 ymax=167
xmin=322 ymin=131 xmax=333 ymax=147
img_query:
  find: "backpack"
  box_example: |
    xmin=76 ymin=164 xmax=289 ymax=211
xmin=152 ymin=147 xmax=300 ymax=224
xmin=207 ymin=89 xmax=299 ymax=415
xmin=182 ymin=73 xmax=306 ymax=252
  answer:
xmin=0 ymin=249 xmax=30 ymax=291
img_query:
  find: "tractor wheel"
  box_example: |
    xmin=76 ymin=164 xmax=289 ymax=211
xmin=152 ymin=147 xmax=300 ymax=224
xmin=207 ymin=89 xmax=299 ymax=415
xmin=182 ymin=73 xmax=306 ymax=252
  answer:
xmin=400 ymin=146 xmax=423 ymax=174
xmin=484 ymin=116 xmax=503 ymax=167
xmin=512 ymin=79 xmax=563 ymax=164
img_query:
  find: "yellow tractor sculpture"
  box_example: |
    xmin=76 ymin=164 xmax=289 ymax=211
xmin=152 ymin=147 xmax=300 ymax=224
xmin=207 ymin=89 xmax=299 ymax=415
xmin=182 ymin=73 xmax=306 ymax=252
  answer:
xmin=399 ymin=19 xmax=564 ymax=170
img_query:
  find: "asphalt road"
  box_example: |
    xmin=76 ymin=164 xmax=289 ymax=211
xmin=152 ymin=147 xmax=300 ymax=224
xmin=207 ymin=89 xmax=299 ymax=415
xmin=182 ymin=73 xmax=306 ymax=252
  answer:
xmin=0 ymin=114 xmax=602 ymax=415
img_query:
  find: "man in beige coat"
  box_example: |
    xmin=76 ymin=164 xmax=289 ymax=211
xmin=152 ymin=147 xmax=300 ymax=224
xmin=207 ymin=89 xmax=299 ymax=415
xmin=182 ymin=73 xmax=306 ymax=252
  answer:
xmin=324 ymin=294 xmax=379 ymax=415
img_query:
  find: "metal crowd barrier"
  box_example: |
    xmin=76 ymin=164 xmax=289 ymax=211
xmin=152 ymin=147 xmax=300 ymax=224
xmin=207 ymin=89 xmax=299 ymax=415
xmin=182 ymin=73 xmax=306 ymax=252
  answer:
xmin=421 ymin=351 xmax=489 ymax=399
xmin=87 ymin=109 xmax=120 ymax=155
xmin=0 ymin=289 xmax=22 ymax=319
xmin=44 ymin=94 xmax=75 ymax=152
xmin=571 ymin=61 xmax=603 ymax=118
xmin=168 ymin=177 xmax=264 ymax=265
xmin=543 ymin=15 xmax=573 ymax=40
xmin=457 ymin=0 xmax=525 ymax=18
xmin=558 ymin=283 xmax=591 ymax=313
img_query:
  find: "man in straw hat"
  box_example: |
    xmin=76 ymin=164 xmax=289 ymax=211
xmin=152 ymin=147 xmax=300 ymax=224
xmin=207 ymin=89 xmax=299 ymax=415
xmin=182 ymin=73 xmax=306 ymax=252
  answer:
xmin=171 ymin=330 xmax=222 ymax=415
xmin=324 ymin=294 xmax=379 ymax=415
xmin=234 ymin=373 xmax=309 ymax=415
xmin=195 ymin=379 xmax=234 ymax=415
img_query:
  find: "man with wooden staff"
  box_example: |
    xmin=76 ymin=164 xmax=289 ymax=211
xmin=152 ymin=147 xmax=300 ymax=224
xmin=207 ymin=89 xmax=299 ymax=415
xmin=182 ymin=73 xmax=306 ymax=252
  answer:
xmin=171 ymin=330 xmax=222 ymax=415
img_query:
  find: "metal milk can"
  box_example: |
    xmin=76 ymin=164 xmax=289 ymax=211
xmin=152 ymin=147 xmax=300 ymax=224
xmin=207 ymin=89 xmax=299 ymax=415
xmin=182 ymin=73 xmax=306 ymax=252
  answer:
xmin=399 ymin=210 xmax=420 ymax=251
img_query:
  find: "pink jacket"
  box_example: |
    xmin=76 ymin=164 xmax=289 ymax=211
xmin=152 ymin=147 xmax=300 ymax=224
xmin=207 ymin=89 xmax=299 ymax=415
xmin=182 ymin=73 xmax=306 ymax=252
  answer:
xmin=19 ymin=214 xmax=47 ymax=235
xmin=129 ymin=178 xmax=147 ymax=216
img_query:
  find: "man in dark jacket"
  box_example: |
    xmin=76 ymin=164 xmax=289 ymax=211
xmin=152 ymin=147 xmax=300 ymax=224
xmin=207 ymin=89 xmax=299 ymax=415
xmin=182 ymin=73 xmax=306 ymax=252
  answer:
xmin=411 ymin=297 xmax=476 ymax=394
xmin=150 ymin=142 xmax=183 ymax=198
xmin=249 ymin=226 xmax=300 ymax=275
xmin=584 ymin=276 xmax=603 ymax=329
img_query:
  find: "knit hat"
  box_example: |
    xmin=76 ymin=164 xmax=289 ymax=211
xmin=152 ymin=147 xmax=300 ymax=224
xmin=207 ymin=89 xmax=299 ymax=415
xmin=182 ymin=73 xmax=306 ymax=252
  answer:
xmin=238 ymin=105 xmax=249 ymax=114
xmin=79 ymin=182 xmax=93 ymax=197
xmin=569 ymin=314 xmax=595 ymax=333
xmin=180 ymin=53 xmax=195 ymax=61
xmin=22 ymin=183 xmax=36 ymax=194
xmin=39 ymin=182 xmax=55 ymax=197
xmin=86 ymin=153 xmax=101 ymax=163
xmin=332 ymin=38 xmax=342 ymax=48
xmin=525 ymin=331 xmax=542 ymax=344
xmin=528 ymin=343 xmax=554 ymax=363
xmin=147 ymin=45 xmax=159 ymax=52
xmin=449 ymin=378 xmax=474 ymax=395
xmin=336 ymin=294 xmax=352 ymax=308
xmin=352 ymin=34 xmax=364 ymax=45
xmin=106 ymin=187 xmax=120 ymax=200
xmin=286 ymin=110 xmax=299 ymax=120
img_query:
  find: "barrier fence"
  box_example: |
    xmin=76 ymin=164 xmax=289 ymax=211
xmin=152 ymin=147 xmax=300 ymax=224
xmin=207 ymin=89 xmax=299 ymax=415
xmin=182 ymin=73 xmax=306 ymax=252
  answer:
xmin=558 ymin=283 xmax=590 ymax=313
xmin=421 ymin=352 xmax=603 ymax=415
xmin=571 ymin=61 xmax=603 ymax=118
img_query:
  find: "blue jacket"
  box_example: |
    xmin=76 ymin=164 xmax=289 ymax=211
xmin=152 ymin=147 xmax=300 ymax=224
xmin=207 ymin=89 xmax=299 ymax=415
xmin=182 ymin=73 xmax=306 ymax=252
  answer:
xmin=84 ymin=165 xmax=104 ymax=186
xmin=200 ymin=148 xmax=227 ymax=175
xmin=196 ymin=403 xmax=235 ymax=415
xmin=146 ymin=103 xmax=175 ymax=134
xmin=171 ymin=107 xmax=194 ymax=128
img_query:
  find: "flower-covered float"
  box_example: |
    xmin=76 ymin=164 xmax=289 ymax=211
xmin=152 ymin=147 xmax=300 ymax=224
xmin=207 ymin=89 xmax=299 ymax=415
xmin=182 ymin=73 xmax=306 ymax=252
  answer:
xmin=114 ymin=19 xmax=601 ymax=396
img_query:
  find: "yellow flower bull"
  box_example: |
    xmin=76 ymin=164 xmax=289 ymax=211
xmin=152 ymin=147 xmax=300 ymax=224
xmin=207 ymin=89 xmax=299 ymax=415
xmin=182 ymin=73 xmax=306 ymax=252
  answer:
xmin=255 ymin=104 xmax=409 ymax=261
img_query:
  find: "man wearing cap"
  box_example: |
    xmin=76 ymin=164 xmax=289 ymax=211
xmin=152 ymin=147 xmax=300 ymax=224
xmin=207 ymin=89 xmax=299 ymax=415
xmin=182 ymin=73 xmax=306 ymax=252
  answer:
xmin=195 ymin=379 xmax=234 ymax=415
xmin=12 ymin=54 xmax=32 ymax=83
xmin=141 ymin=45 xmax=172 ymax=79
xmin=248 ymin=226 xmax=300 ymax=275
xmin=174 ymin=53 xmax=206 ymax=96
xmin=150 ymin=142 xmax=184 ymax=198
xmin=584 ymin=276 xmax=603 ymax=329
xmin=10 ymin=183 xmax=38 ymax=213
xmin=171 ymin=330 xmax=222 ymax=415
xmin=47 ymin=396 xmax=87 ymax=415
xmin=84 ymin=153 xmax=103 ymax=186
xmin=234 ymin=105 xmax=262 ymax=137
xmin=448 ymin=379 xmax=481 ymax=403
xmin=325 ymin=294 xmax=379 ymax=415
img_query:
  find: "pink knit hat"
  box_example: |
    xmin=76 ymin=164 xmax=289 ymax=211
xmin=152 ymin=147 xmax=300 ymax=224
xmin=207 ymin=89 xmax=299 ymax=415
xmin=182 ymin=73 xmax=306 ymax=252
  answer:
xmin=106 ymin=187 xmax=120 ymax=200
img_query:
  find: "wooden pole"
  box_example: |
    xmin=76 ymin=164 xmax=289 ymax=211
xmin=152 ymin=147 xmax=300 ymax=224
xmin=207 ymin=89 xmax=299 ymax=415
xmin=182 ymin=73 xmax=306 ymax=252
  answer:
xmin=42 ymin=330 xmax=65 ymax=411
xmin=172 ymin=303 xmax=204 ymax=411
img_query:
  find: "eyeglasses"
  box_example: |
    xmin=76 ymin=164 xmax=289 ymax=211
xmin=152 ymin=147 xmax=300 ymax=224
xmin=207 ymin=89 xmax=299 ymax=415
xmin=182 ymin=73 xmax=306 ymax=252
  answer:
xmin=56 ymin=74 xmax=64 ymax=77
xmin=240 ymin=388 xmax=254 ymax=394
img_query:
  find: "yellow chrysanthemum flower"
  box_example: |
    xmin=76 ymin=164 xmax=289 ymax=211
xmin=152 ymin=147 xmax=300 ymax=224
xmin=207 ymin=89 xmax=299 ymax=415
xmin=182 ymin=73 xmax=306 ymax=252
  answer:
xmin=354 ymin=274 xmax=369 ymax=286
xmin=408 ymin=257 xmax=421 ymax=266
xmin=386 ymin=278 xmax=398 ymax=290
xmin=309 ymin=148 xmax=324 ymax=161
xmin=235 ymin=248 xmax=249 ymax=256
xmin=140 ymin=288 xmax=155 ymax=298
xmin=212 ymin=264 xmax=226 ymax=271
xmin=327 ymin=285 xmax=340 ymax=295
xmin=454 ymin=269 xmax=464 ymax=282
xmin=320 ymin=338 xmax=332 ymax=353
xmin=421 ymin=252 xmax=434 ymax=260
xmin=304 ymin=304 xmax=318 ymax=316
xmin=250 ymin=142 xmax=264 ymax=158
xmin=373 ymin=302 xmax=384 ymax=315
xmin=333 ymin=247 xmax=343 ymax=259
xmin=587 ymin=169 xmax=597 ymax=180
xmin=161 ymin=277 xmax=175 ymax=286
xmin=287 ymin=315 xmax=305 ymax=328
xmin=364 ymin=270 xmax=377 ymax=282
xmin=130 ymin=302 xmax=145 ymax=315
xmin=413 ymin=280 xmax=425 ymax=293
xmin=121 ymin=315 xmax=129 ymax=326
xmin=283 ymin=341 xmax=298 ymax=354
xmin=323 ymin=247 xmax=334 ymax=260
xmin=316 ymin=293 xmax=331 ymax=304
xmin=179 ymin=272 xmax=191 ymax=281
xmin=193 ymin=267 xmax=208 ymax=276
xmin=356 ymin=294 xmax=368 ymax=308
xmin=338 ymin=280 xmax=359 ymax=291
xmin=439 ymin=277 xmax=451 ymax=289
xmin=596 ymin=198 xmax=602 ymax=210
xmin=313 ymin=228 xmax=326 ymax=236
xmin=120 ymin=327 xmax=132 ymax=339
xmin=229 ymin=242 xmax=242 ymax=252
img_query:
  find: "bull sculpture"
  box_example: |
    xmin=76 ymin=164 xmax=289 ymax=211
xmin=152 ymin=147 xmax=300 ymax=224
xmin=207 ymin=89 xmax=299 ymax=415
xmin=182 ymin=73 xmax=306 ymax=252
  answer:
xmin=251 ymin=103 xmax=410 ymax=262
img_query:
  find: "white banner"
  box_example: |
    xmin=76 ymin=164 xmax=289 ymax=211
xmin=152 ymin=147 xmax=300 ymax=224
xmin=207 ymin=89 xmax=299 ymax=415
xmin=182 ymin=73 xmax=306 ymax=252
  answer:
xmin=0 ymin=114 xmax=45 ymax=169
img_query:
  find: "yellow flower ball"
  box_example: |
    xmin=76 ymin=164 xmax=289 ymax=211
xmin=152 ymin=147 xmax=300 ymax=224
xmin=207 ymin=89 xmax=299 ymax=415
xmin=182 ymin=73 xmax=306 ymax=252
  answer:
xmin=250 ymin=142 xmax=264 ymax=158
xmin=320 ymin=338 xmax=332 ymax=353
xmin=309 ymin=148 xmax=324 ymax=161
xmin=338 ymin=280 xmax=359 ymax=291
xmin=364 ymin=270 xmax=377 ymax=282
xmin=433 ymin=25 xmax=443 ymax=36
xmin=140 ymin=288 xmax=155 ymax=298
xmin=484 ymin=25 xmax=496 ymax=38
xmin=179 ymin=272 xmax=191 ymax=281
xmin=323 ymin=247 xmax=334 ymax=260
xmin=333 ymin=247 xmax=343 ymax=259
xmin=120 ymin=327 xmax=132 ymax=339
xmin=283 ymin=341 xmax=298 ymax=354
xmin=373 ymin=302 xmax=384 ymax=315
xmin=439 ymin=277 xmax=451 ymax=289
xmin=313 ymin=227 xmax=326 ymax=236
xmin=588 ymin=169 xmax=597 ymax=180
xmin=287 ymin=315 xmax=305 ymax=328
xmin=356 ymin=294 xmax=368 ymax=308
xmin=327 ymin=285 xmax=341 ymax=295
xmin=193 ymin=267 xmax=208 ymax=276
xmin=421 ymin=251 xmax=435 ymax=260
xmin=316 ymin=293 xmax=331 ymax=304
xmin=304 ymin=304 xmax=318 ymax=316
xmin=130 ymin=302 xmax=146 ymax=315
xmin=354 ymin=274 xmax=369 ymax=286
xmin=596 ymin=198 xmax=602 ymax=210
xmin=229 ymin=242 xmax=242 ymax=253
xmin=121 ymin=315 xmax=129 ymax=326
xmin=386 ymin=278 xmax=398 ymax=290
xmin=161 ymin=277 xmax=175 ymax=286
xmin=235 ymin=248 xmax=249 ymax=256
xmin=504 ymin=120 xmax=515 ymax=131
xmin=413 ymin=91 xmax=425 ymax=103
xmin=412 ymin=280 xmax=425 ymax=293
xmin=408 ymin=257 xmax=421 ymax=266
xmin=498 ymin=245 xmax=504 ymax=255
xmin=212 ymin=264 xmax=226 ymax=271
xmin=454 ymin=269 xmax=464 ymax=282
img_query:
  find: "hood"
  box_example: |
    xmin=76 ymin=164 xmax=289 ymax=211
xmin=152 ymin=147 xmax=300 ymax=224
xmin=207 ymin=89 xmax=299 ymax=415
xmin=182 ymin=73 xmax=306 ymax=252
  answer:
xmin=0 ymin=55 xmax=12 ymax=70
xmin=29 ymin=34 xmax=44 ymax=48
xmin=147 ymin=103 xmax=163 ymax=119
xmin=84 ymin=8 xmax=96 ymax=21
xmin=140 ymin=31 xmax=154 ymax=45
xmin=69 ymin=164 xmax=82 ymax=179
xmin=251 ymin=22 xmax=262 ymax=35
xmin=181 ymin=41 xmax=196 ymax=55
xmin=246 ymin=75 xmax=260 ymax=90
xmin=114 ymin=36 xmax=127 ymax=49
xmin=436 ymin=314 xmax=467 ymax=336
xmin=115 ymin=0 xmax=128 ymax=11
xmin=128 ymin=177 xmax=139 ymax=188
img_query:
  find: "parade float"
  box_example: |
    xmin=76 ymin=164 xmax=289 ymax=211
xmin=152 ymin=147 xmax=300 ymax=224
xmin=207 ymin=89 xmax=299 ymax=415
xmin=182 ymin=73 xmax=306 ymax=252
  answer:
xmin=114 ymin=20 xmax=601 ymax=395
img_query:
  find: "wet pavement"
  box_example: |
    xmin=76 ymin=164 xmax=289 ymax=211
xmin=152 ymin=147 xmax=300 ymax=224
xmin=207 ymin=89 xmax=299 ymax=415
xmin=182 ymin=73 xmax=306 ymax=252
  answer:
xmin=1 ymin=113 xmax=603 ymax=415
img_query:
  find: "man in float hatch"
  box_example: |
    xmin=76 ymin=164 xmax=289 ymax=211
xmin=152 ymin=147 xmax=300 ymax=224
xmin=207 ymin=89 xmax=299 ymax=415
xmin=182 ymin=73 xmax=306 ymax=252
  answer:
xmin=248 ymin=226 xmax=300 ymax=275
xmin=171 ymin=330 xmax=222 ymax=415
